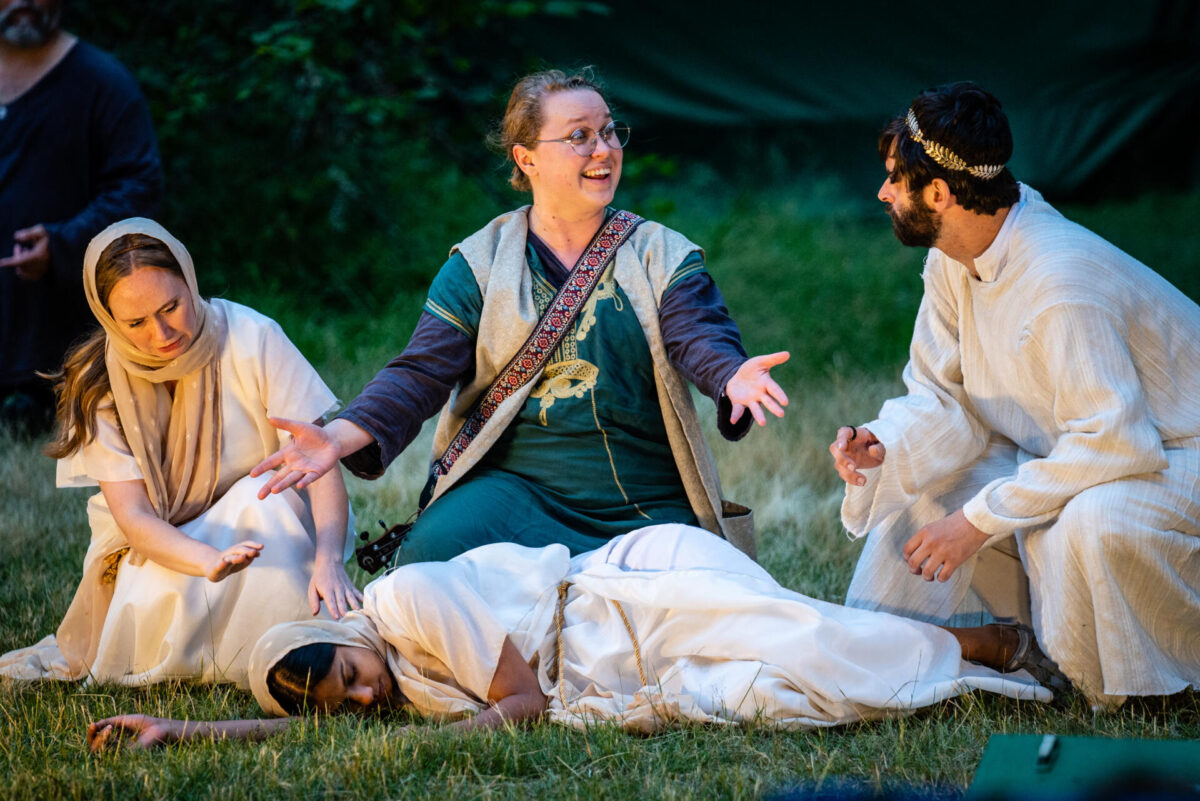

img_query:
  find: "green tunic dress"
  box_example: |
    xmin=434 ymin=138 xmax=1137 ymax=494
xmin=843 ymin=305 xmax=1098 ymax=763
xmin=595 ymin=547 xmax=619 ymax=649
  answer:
xmin=398 ymin=243 xmax=705 ymax=562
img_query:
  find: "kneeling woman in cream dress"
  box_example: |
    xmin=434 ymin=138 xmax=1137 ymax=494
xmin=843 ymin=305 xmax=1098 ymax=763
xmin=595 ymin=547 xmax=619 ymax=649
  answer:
xmin=0 ymin=218 xmax=360 ymax=688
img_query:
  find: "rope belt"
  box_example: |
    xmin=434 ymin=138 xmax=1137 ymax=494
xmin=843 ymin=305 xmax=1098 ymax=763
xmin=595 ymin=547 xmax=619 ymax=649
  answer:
xmin=551 ymin=580 xmax=647 ymax=710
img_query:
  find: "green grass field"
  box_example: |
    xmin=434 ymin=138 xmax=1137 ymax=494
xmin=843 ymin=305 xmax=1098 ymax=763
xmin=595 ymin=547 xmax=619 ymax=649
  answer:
xmin=2 ymin=181 xmax=1198 ymax=799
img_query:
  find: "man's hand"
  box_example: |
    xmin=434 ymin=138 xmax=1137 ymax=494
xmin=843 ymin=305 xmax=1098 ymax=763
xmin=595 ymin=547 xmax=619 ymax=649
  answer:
xmin=0 ymin=225 xmax=51 ymax=281
xmin=829 ymin=425 xmax=885 ymax=486
xmin=726 ymin=351 xmax=790 ymax=426
xmin=902 ymin=508 xmax=989 ymax=581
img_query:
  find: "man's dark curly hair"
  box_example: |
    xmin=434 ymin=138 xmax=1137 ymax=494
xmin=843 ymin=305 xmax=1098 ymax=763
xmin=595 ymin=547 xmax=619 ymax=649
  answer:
xmin=879 ymin=81 xmax=1020 ymax=214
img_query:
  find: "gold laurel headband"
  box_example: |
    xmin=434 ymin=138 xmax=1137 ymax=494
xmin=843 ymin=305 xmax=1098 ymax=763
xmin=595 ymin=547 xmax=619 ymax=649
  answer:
xmin=905 ymin=109 xmax=1005 ymax=180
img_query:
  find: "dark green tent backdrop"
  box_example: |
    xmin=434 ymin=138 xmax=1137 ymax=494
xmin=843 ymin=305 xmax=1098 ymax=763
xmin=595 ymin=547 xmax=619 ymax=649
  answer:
xmin=62 ymin=1 xmax=1199 ymax=298
xmin=517 ymin=0 xmax=1200 ymax=198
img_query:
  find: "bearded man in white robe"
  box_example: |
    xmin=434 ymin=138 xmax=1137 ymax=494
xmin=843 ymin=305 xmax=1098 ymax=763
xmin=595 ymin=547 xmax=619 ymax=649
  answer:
xmin=829 ymin=80 xmax=1200 ymax=706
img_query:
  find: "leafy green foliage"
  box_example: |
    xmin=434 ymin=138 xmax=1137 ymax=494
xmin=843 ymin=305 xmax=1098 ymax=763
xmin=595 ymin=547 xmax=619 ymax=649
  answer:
xmin=67 ymin=0 xmax=606 ymax=304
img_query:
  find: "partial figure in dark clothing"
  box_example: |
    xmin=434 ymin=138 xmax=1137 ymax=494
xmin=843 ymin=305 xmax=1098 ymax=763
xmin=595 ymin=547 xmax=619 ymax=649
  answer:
xmin=0 ymin=0 xmax=162 ymax=434
xmin=251 ymin=68 xmax=788 ymax=563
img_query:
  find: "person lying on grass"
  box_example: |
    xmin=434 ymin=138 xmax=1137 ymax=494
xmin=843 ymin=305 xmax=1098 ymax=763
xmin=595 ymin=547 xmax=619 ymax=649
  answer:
xmin=89 ymin=524 xmax=1064 ymax=749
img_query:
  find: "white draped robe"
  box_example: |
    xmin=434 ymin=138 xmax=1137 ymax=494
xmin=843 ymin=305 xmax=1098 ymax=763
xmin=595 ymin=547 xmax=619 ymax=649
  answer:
xmin=363 ymin=524 xmax=1048 ymax=731
xmin=842 ymin=185 xmax=1200 ymax=704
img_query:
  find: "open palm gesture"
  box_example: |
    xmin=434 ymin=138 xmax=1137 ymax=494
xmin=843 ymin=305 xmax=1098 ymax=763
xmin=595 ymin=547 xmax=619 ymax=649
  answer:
xmin=725 ymin=351 xmax=790 ymax=426
xmin=250 ymin=417 xmax=341 ymax=499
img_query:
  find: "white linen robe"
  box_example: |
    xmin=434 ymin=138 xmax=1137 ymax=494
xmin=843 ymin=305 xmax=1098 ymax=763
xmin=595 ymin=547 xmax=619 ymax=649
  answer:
xmin=0 ymin=300 xmax=351 ymax=687
xmin=363 ymin=524 xmax=1048 ymax=732
xmin=842 ymin=185 xmax=1200 ymax=704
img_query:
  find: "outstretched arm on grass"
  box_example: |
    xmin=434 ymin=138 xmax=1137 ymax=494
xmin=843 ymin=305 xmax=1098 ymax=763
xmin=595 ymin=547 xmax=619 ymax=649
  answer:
xmin=87 ymin=715 xmax=293 ymax=751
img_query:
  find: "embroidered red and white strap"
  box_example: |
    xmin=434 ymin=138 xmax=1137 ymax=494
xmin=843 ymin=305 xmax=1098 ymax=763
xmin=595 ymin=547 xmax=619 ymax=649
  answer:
xmin=428 ymin=209 xmax=644 ymax=487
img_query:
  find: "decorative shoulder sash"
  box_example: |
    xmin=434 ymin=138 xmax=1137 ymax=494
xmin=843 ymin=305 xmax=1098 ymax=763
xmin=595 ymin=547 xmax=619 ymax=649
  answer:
xmin=429 ymin=209 xmax=644 ymax=491
xmin=358 ymin=209 xmax=644 ymax=572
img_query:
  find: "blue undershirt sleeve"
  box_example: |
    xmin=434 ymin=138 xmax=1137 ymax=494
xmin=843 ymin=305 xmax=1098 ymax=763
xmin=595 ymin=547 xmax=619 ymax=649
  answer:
xmin=339 ymin=311 xmax=475 ymax=479
xmin=660 ymin=254 xmax=752 ymax=442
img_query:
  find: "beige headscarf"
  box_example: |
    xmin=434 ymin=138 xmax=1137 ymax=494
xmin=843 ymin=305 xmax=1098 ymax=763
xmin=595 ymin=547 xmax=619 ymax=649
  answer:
xmin=248 ymin=611 xmax=487 ymax=719
xmin=83 ymin=218 xmax=228 ymax=525
xmin=248 ymin=615 xmax=390 ymax=717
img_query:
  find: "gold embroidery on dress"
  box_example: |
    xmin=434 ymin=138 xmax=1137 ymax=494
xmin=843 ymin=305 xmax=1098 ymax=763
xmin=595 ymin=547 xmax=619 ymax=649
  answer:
xmin=591 ymin=391 xmax=652 ymax=520
xmin=576 ymin=269 xmax=621 ymax=341
xmin=100 ymin=546 xmax=129 ymax=586
xmin=531 ymin=263 xmax=649 ymax=519
xmin=530 ymin=271 xmax=600 ymax=426
xmin=532 ymin=360 xmax=599 ymax=425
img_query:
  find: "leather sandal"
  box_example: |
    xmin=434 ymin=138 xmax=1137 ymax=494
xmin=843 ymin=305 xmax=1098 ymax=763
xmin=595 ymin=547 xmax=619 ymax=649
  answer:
xmin=996 ymin=622 xmax=1072 ymax=693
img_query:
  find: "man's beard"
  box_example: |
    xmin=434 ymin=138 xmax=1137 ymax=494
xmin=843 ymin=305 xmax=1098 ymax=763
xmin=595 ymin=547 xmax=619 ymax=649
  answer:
xmin=0 ymin=2 xmax=60 ymax=48
xmin=887 ymin=192 xmax=941 ymax=248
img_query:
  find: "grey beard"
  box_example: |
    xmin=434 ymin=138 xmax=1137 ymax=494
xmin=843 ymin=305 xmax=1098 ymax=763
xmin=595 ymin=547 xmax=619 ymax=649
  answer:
xmin=0 ymin=7 xmax=59 ymax=48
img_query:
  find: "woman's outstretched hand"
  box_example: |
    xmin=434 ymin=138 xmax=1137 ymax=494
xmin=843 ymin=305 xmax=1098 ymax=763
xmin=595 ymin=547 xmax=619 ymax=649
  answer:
xmin=250 ymin=417 xmax=341 ymax=499
xmin=88 ymin=715 xmax=293 ymax=751
xmin=726 ymin=351 xmax=790 ymax=426
xmin=829 ymin=425 xmax=886 ymax=486
xmin=88 ymin=715 xmax=182 ymax=751
xmin=309 ymin=561 xmax=363 ymax=620
xmin=206 ymin=540 xmax=263 ymax=582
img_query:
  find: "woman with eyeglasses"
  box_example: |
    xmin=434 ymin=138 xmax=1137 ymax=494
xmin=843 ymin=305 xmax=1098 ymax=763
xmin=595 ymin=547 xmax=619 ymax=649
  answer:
xmin=250 ymin=68 xmax=789 ymax=565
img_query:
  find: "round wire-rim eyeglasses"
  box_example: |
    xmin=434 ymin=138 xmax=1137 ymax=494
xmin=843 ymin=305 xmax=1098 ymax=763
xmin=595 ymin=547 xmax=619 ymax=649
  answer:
xmin=534 ymin=121 xmax=631 ymax=156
